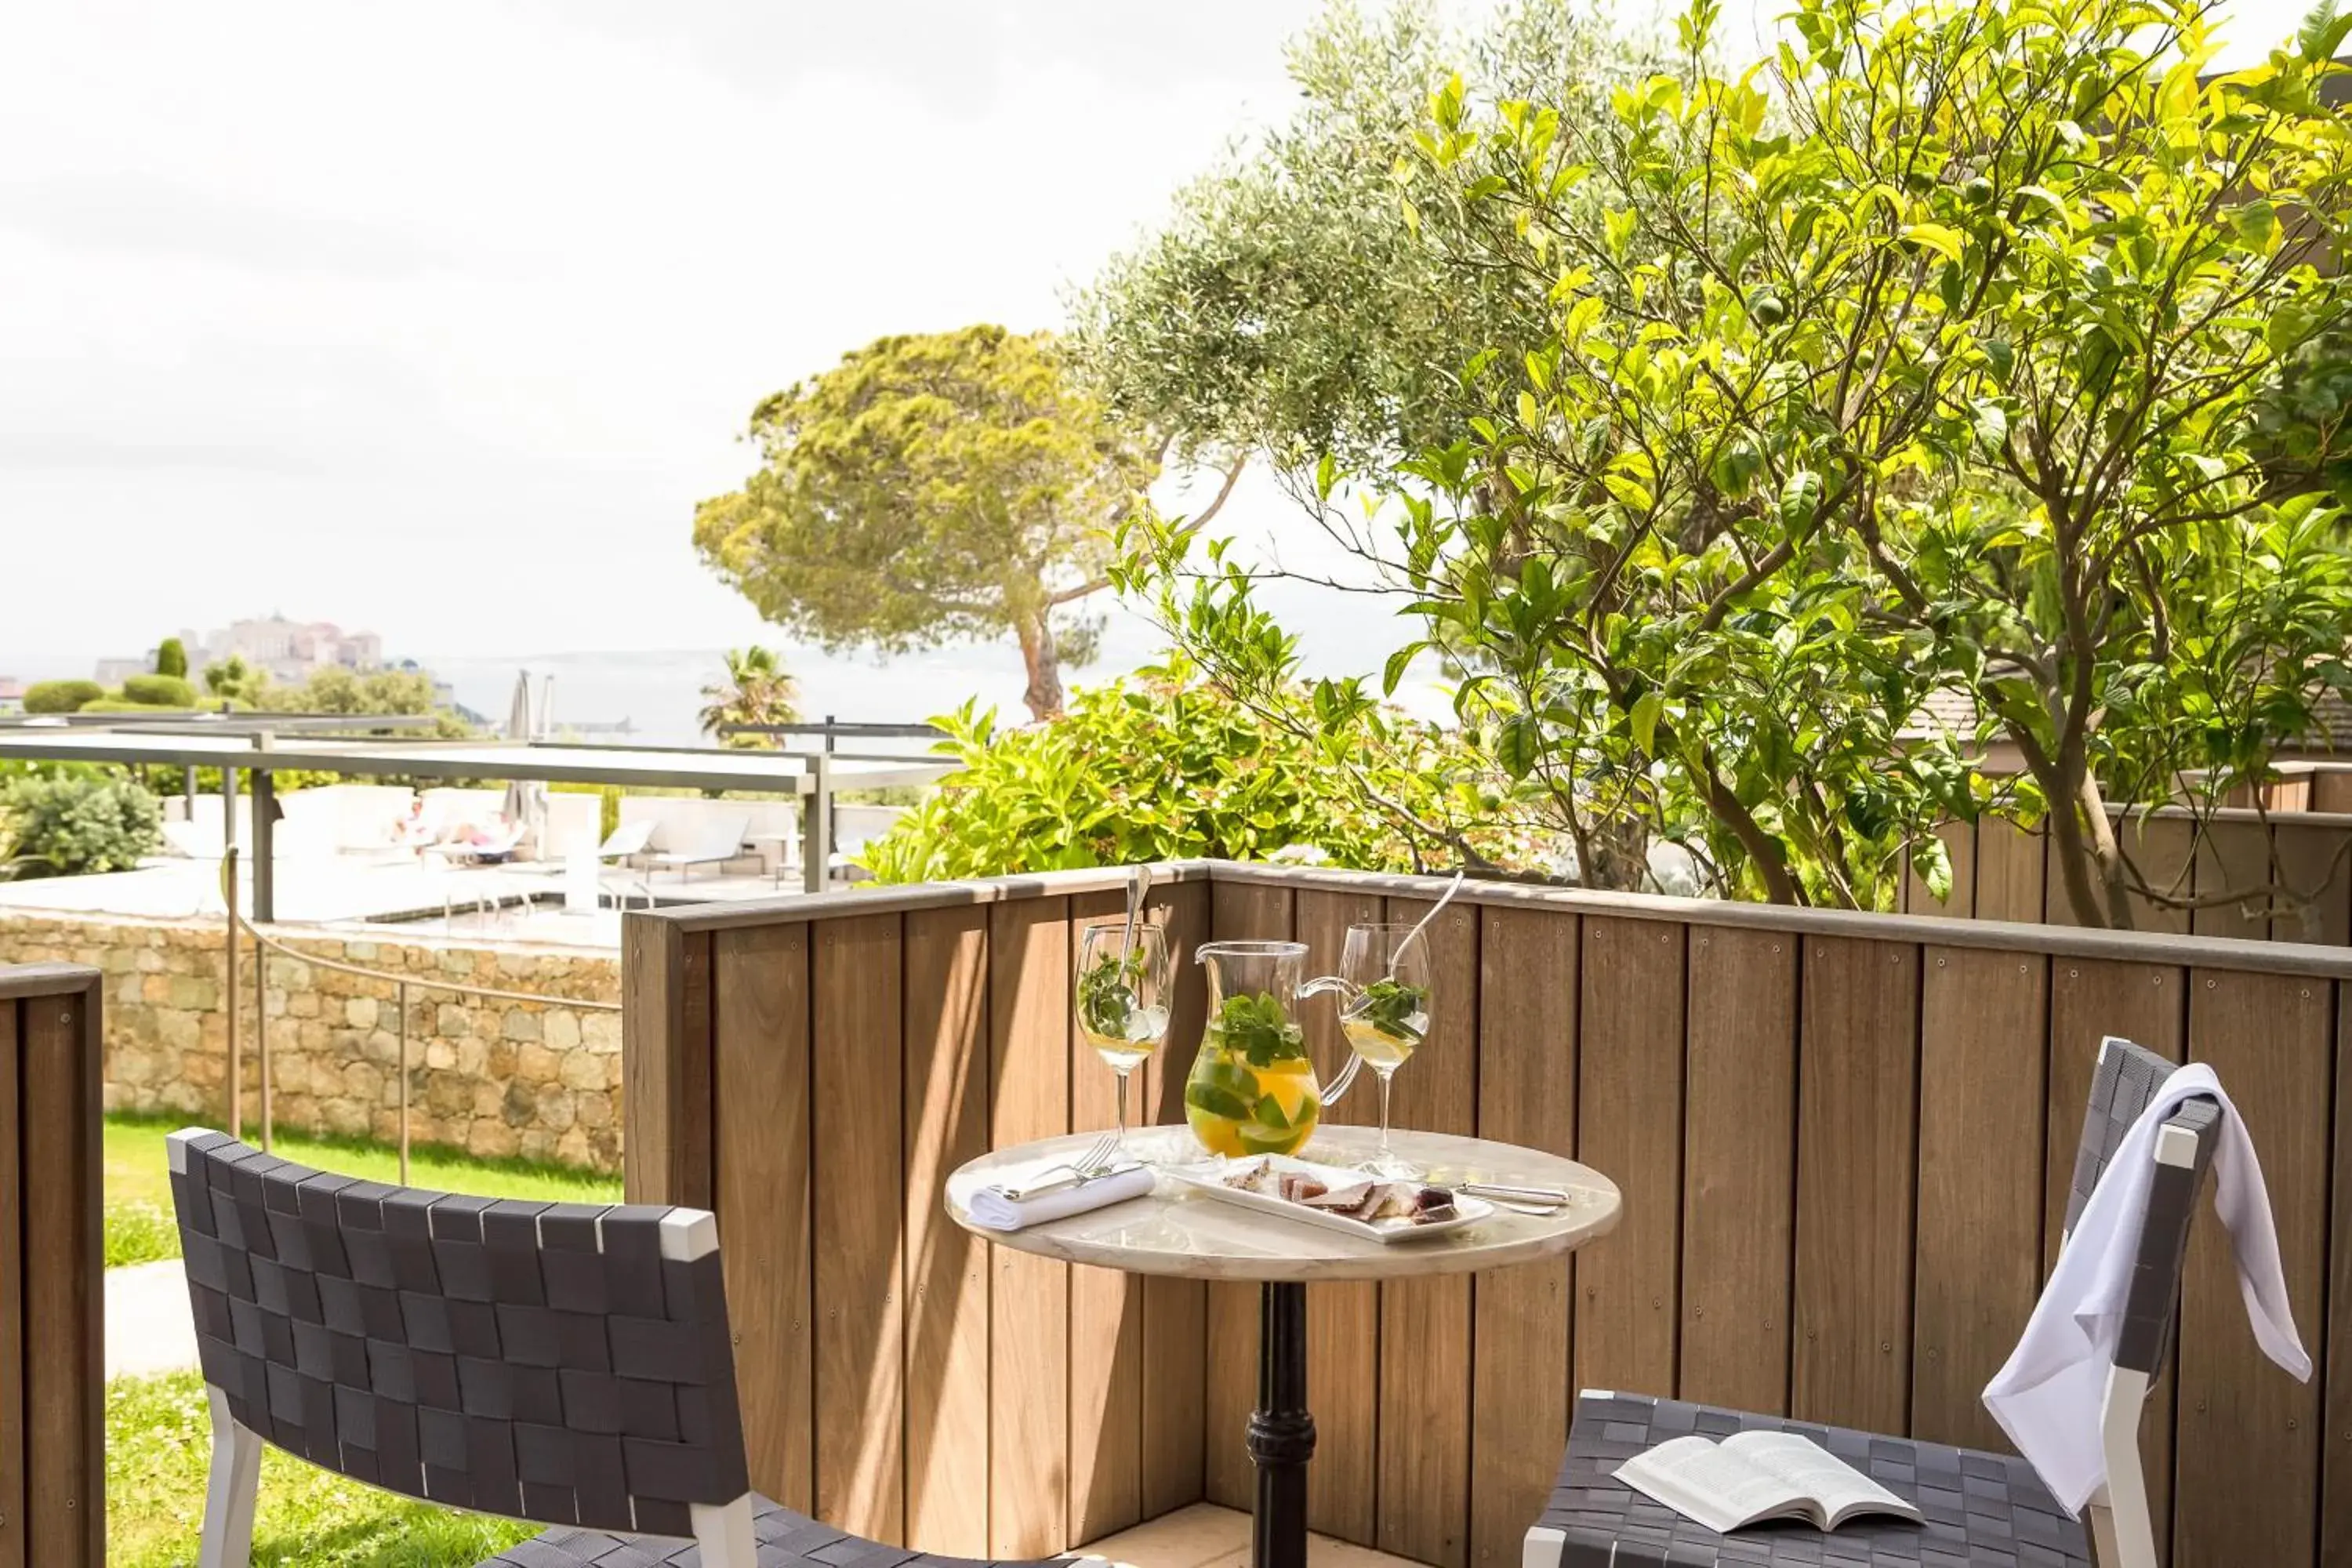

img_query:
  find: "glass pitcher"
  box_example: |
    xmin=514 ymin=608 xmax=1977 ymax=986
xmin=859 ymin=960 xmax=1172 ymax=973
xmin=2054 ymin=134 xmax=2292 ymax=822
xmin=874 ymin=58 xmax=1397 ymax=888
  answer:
xmin=1183 ymin=940 xmax=1327 ymax=1157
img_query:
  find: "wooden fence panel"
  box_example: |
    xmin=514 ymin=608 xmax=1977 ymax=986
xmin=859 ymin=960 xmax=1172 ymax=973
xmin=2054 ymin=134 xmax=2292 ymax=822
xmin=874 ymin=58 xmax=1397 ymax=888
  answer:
xmin=988 ymin=898 xmax=1073 ymax=1558
xmin=2120 ymin=815 xmax=2197 ymax=935
xmin=1068 ymin=891 xmax=1143 ymax=1545
xmin=1680 ymin=927 xmax=1798 ymax=1414
xmin=1573 ymin=918 xmax=1685 ymax=1399
xmin=1376 ymin=894 xmax=1478 ymax=1568
xmin=2275 ymin=822 xmax=2352 ymax=946
xmin=1469 ymin=906 xmax=1578 ymax=1568
xmin=2175 ymin=971 xmax=2331 ymax=1568
xmin=1912 ymin=947 xmax=2048 ymax=1450
xmin=1794 ymin=938 xmax=1918 ymax=1434
xmin=1293 ymin=887 xmax=1382 ymax=1545
xmin=1140 ymin=881 xmax=1209 ymax=1519
xmin=2190 ymin=818 xmax=2272 ymax=942
xmin=0 ymin=998 xmax=17 ymax=1568
xmin=633 ymin=862 xmax=2352 ymax=1564
xmin=9 ymin=969 xmax=102 ymax=1568
xmin=1976 ymin=819 xmax=2048 ymax=924
xmin=1904 ymin=822 xmax=1977 ymax=917
xmin=903 ymin=908 xmax=992 ymax=1554
xmin=1203 ymin=880 xmax=1293 ymax=1511
xmin=714 ymin=924 xmax=814 ymax=1513
xmin=2327 ymin=988 xmax=2352 ymax=1568
xmin=813 ymin=913 xmax=906 ymax=1542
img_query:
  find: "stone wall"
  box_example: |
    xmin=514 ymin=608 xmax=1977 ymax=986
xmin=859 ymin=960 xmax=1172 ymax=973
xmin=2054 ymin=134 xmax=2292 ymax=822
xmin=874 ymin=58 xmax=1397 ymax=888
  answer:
xmin=0 ymin=912 xmax=623 ymax=1171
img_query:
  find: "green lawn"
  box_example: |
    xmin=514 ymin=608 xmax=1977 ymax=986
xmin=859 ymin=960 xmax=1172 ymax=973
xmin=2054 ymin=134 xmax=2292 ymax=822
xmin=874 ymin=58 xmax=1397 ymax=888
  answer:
xmin=103 ymin=1112 xmax=622 ymax=1268
xmin=109 ymin=1370 xmax=538 ymax=1567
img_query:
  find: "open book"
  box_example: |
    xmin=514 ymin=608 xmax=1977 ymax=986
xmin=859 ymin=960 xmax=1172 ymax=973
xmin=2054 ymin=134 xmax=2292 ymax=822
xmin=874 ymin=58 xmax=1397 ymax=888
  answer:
xmin=1613 ymin=1432 xmax=1925 ymax=1534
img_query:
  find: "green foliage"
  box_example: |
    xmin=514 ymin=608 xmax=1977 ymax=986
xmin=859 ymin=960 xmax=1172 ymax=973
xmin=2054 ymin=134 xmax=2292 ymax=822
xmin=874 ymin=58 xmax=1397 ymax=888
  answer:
xmin=698 ymin=646 xmax=800 ymax=746
xmin=23 ymin=678 xmax=103 ymax=713
xmin=1353 ymin=977 xmax=1429 ymax=1044
xmin=1124 ymin=0 xmax=2352 ymax=924
xmin=855 ymin=655 xmax=1544 ymax=884
xmin=154 ymin=638 xmax=187 ymax=679
xmin=0 ymin=772 xmax=160 ymax=877
xmin=1208 ymin=991 xmax=1308 ymax=1068
xmin=201 ymin=654 xmax=268 ymax=706
xmin=1076 ymin=0 xmax=1653 ymax=479
xmin=692 ymin=325 xmax=1165 ymax=719
xmin=119 ymin=673 xmax=197 ymax=708
xmin=1077 ymin=946 xmax=1150 ymax=1039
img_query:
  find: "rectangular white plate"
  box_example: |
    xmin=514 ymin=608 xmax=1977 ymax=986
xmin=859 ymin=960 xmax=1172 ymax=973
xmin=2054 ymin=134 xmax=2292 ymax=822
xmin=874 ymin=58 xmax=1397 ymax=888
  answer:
xmin=1164 ymin=1154 xmax=1493 ymax=1243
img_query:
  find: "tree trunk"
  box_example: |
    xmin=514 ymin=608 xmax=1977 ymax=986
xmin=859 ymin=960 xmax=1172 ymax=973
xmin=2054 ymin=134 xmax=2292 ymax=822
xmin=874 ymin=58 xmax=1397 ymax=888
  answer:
xmin=1577 ymin=815 xmax=1652 ymax=891
xmin=1015 ymin=615 xmax=1065 ymax=721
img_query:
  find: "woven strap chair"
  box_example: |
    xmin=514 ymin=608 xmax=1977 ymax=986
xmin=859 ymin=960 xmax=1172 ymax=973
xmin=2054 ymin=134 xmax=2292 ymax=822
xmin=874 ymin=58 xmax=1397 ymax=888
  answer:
xmin=167 ymin=1128 xmax=1051 ymax=1568
xmin=1525 ymin=1036 xmax=2217 ymax=1568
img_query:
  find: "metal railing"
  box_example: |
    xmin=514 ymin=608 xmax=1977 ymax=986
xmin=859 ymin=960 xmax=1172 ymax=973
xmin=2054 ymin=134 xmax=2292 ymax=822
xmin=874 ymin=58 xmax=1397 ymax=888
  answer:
xmin=219 ymin=847 xmax=621 ymax=1182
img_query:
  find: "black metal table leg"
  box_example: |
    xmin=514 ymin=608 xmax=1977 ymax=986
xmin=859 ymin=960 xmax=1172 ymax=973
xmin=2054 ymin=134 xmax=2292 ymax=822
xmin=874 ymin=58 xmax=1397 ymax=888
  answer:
xmin=1248 ymin=1280 xmax=1314 ymax=1568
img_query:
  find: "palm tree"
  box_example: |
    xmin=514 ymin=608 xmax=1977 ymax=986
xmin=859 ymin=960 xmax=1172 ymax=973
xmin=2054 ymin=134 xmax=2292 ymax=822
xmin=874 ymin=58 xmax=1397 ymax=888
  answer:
xmin=699 ymin=646 xmax=801 ymax=746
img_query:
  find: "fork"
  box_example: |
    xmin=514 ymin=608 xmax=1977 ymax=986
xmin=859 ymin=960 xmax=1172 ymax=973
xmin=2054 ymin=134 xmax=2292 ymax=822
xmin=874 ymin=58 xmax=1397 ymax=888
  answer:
xmin=997 ymin=1130 xmax=1123 ymax=1201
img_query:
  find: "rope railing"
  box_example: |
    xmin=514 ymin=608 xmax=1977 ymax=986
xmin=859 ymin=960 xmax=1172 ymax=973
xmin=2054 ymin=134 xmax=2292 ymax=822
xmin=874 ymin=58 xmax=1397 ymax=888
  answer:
xmin=219 ymin=847 xmax=622 ymax=1183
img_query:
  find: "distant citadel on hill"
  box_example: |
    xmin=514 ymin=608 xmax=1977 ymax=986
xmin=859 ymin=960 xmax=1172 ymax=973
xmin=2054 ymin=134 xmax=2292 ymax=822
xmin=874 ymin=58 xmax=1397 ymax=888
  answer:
xmin=93 ymin=614 xmax=390 ymax=688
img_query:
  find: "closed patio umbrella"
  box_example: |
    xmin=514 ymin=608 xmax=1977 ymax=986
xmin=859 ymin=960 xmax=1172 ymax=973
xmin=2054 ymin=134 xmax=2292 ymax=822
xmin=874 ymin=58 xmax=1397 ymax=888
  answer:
xmin=502 ymin=670 xmax=548 ymax=853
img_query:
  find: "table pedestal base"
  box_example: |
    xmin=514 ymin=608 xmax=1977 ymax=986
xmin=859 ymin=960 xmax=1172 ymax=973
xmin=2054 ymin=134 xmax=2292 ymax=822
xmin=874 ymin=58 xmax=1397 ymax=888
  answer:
xmin=1247 ymin=1281 xmax=1314 ymax=1568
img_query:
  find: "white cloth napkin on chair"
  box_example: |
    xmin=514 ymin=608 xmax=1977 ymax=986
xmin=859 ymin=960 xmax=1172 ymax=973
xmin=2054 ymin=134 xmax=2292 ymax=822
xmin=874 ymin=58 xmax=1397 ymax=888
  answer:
xmin=1982 ymin=1062 xmax=2309 ymax=1514
xmin=967 ymin=1162 xmax=1154 ymax=1232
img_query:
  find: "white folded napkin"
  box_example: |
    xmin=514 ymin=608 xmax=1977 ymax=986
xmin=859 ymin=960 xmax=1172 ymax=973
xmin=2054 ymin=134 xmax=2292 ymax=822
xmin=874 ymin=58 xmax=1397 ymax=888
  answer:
xmin=967 ymin=1161 xmax=1154 ymax=1232
xmin=1983 ymin=1062 xmax=2309 ymax=1515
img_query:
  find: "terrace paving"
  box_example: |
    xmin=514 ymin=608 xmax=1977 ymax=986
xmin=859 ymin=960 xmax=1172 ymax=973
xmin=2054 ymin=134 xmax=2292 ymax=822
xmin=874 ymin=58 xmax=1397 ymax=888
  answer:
xmin=1089 ymin=1504 xmax=1424 ymax=1568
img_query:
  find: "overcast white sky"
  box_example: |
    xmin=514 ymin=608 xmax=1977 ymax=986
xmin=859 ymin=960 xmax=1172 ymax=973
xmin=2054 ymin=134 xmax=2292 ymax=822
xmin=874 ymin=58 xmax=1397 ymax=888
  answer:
xmin=0 ymin=0 xmax=2318 ymax=684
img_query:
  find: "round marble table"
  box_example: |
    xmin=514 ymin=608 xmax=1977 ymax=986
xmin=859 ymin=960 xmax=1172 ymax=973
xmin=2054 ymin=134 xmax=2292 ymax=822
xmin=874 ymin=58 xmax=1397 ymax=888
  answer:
xmin=945 ymin=1123 xmax=1621 ymax=1568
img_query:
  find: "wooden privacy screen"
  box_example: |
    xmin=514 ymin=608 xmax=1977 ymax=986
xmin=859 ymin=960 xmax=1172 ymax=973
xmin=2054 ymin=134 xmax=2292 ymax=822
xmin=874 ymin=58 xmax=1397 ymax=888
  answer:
xmin=1901 ymin=805 xmax=2352 ymax=944
xmin=627 ymin=863 xmax=2352 ymax=1568
xmin=0 ymin=964 xmax=104 ymax=1568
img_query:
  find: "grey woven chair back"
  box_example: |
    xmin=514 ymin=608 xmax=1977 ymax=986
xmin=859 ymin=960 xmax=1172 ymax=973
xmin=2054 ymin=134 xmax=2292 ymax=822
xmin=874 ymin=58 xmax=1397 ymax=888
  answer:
xmin=167 ymin=1130 xmax=750 ymax=1538
xmin=2056 ymin=1036 xmax=2221 ymax=1378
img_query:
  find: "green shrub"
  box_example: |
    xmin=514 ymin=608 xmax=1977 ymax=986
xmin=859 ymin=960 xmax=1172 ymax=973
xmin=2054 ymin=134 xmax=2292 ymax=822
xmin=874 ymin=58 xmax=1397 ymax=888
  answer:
xmin=0 ymin=773 xmax=162 ymax=877
xmin=118 ymin=673 xmax=197 ymax=707
xmin=23 ymin=679 xmax=103 ymax=714
xmin=154 ymin=638 xmax=187 ymax=679
xmin=858 ymin=655 xmax=1542 ymax=883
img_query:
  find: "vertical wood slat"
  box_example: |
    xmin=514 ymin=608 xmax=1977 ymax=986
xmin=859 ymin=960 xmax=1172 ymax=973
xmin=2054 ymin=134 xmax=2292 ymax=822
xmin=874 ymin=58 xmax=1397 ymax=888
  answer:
xmin=1376 ymin=895 xmax=1477 ymax=1568
xmin=1202 ymin=879 xmax=1294 ymax=1511
xmin=2274 ymin=821 xmax=2352 ymax=946
xmin=2175 ymin=971 xmax=2330 ymax=1568
xmin=1794 ymin=938 xmax=1919 ymax=1434
xmin=812 ymin=914 xmax=906 ymax=1542
xmin=2191 ymin=818 xmax=2273 ymax=942
xmin=713 ymin=925 xmax=814 ymax=1513
xmin=1974 ymin=818 xmax=2049 ymax=925
xmin=2043 ymin=959 xmax=2183 ymax=1563
xmin=1573 ymin=917 xmax=1684 ymax=1399
xmin=1068 ymin=891 xmax=1142 ymax=1546
xmin=2121 ymin=815 xmax=2198 ymax=935
xmin=989 ymin=898 xmax=1072 ymax=1557
xmin=21 ymin=978 xmax=102 ymax=1567
xmin=903 ymin=907 xmax=991 ymax=1554
xmin=1140 ymin=881 xmax=1209 ymax=1519
xmin=1469 ymin=907 xmax=1578 ymax=1568
xmin=1904 ymin=821 xmax=1978 ymax=917
xmin=0 ymin=999 xmax=24 ymax=1568
xmin=2326 ymin=988 xmax=2352 ymax=1568
xmin=1293 ymin=887 xmax=1382 ymax=1547
xmin=621 ymin=918 xmax=714 ymax=1206
xmin=1679 ymin=926 xmax=1798 ymax=1415
xmin=1911 ymin=948 xmax=2048 ymax=1451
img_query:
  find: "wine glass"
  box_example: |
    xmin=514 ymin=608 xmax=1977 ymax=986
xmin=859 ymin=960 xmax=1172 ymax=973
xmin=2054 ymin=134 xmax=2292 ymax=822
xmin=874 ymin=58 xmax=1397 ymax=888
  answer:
xmin=1075 ymin=921 xmax=1173 ymax=1160
xmin=1334 ymin=923 xmax=1432 ymax=1178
